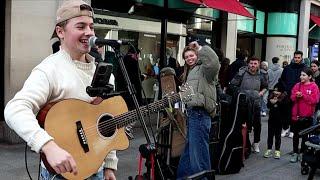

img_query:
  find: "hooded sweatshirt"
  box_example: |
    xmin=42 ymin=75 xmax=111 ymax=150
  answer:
xmin=290 ymin=82 xmax=319 ymax=121
xmin=268 ymin=63 xmax=283 ymax=90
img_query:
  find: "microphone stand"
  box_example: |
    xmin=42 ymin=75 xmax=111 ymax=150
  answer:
xmin=113 ymin=46 xmax=165 ymax=180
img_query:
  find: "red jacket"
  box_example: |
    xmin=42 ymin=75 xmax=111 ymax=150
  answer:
xmin=291 ymin=82 xmax=319 ymax=121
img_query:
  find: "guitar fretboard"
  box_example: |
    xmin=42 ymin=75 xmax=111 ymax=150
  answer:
xmin=99 ymin=93 xmax=181 ymax=131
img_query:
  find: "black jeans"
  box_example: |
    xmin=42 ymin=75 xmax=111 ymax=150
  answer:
xmin=252 ymin=105 xmax=261 ymax=143
xmin=248 ymin=98 xmax=261 ymax=143
xmin=292 ymin=118 xmax=313 ymax=153
xmin=267 ymin=116 xmax=282 ymax=150
xmin=281 ymin=100 xmax=292 ymax=130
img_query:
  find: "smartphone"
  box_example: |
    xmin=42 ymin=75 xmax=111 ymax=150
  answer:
xmin=91 ymin=62 xmax=113 ymax=88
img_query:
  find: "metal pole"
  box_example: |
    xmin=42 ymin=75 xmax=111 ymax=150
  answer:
xmin=159 ymin=0 xmax=168 ymax=69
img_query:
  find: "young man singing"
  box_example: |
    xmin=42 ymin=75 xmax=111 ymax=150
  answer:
xmin=4 ymin=1 xmax=117 ymax=179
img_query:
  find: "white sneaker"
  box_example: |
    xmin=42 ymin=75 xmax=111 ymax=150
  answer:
xmin=288 ymin=132 xmax=294 ymax=138
xmin=252 ymin=143 xmax=260 ymax=153
xmin=261 ymin=112 xmax=267 ymax=117
xmin=281 ymin=129 xmax=289 ymax=137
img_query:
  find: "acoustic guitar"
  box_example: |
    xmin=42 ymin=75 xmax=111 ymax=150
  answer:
xmin=37 ymin=85 xmax=193 ymax=179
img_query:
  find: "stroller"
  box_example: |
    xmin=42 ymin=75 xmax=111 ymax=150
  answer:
xmin=299 ymin=123 xmax=320 ymax=180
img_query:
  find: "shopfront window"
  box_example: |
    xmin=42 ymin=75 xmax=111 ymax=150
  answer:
xmin=118 ymin=30 xmax=180 ymax=102
xmin=118 ymin=31 xmax=179 ymax=66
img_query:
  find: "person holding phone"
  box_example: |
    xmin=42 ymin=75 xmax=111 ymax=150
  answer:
xmin=290 ymin=68 xmax=319 ymax=163
xmin=4 ymin=1 xmax=117 ymax=179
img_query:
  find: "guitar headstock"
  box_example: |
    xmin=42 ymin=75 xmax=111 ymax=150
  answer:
xmin=179 ymin=83 xmax=194 ymax=103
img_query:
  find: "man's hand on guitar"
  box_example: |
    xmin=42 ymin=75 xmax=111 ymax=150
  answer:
xmin=41 ymin=141 xmax=78 ymax=175
xmin=104 ymin=168 xmax=116 ymax=180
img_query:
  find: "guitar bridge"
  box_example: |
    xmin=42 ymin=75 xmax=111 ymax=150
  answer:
xmin=76 ymin=121 xmax=89 ymax=153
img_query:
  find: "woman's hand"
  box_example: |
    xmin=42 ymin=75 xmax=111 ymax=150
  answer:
xmin=189 ymin=41 xmax=200 ymax=50
xmin=296 ymin=91 xmax=303 ymax=98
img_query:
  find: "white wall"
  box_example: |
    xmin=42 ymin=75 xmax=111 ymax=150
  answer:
xmin=5 ymin=0 xmax=58 ymax=102
xmin=221 ymin=13 xmax=237 ymax=62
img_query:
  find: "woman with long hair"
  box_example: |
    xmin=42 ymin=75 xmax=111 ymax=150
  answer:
xmin=177 ymin=41 xmax=220 ymax=178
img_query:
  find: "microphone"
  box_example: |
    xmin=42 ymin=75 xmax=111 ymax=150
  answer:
xmin=89 ymin=36 xmax=129 ymax=47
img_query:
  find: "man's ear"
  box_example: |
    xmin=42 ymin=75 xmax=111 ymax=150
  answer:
xmin=56 ymin=26 xmax=64 ymax=40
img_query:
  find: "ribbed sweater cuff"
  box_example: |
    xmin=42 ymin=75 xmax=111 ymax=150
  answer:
xmin=29 ymin=130 xmax=54 ymax=153
xmin=103 ymin=153 xmax=118 ymax=170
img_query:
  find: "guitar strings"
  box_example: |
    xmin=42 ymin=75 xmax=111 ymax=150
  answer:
xmin=84 ymin=96 xmax=174 ymax=137
xmin=84 ymin=95 xmax=180 ymax=137
xmin=83 ymin=99 xmax=166 ymax=137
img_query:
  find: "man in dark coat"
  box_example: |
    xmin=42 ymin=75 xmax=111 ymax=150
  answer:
xmin=114 ymin=47 xmax=143 ymax=139
xmin=115 ymin=48 xmax=143 ymax=110
xmin=277 ymin=50 xmax=306 ymax=137
xmin=227 ymin=49 xmax=248 ymax=83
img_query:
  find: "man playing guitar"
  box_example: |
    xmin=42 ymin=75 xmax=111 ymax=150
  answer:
xmin=4 ymin=1 xmax=117 ymax=179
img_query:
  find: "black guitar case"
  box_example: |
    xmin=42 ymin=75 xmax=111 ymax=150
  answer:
xmin=212 ymin=85 xmax=248 ymax=174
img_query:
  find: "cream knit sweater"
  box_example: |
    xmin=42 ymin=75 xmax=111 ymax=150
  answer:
xmin=4 ymin=49 xmax=117 ymax=170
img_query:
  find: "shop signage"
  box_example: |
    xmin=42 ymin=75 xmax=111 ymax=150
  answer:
xmin=94 ymin=18 xmax=119 ymax=26
xmin=266 ymin=37 xmax=296 ymax=65
xmin=93 ymin=14 xmax=186 ymax=36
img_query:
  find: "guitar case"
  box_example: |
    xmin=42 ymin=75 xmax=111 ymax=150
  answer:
xmin=155 ymin=67 xmax=186 ymax=179
xmin=212 ymin=85 xmax=248 ymax=174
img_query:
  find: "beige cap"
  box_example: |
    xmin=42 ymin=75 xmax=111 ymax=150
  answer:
xmin=51 ymin=0 xmax=94 ymax=39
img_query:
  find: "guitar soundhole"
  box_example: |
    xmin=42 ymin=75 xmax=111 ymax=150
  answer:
xmin=98 ymin=114 xmax=116 ymax=138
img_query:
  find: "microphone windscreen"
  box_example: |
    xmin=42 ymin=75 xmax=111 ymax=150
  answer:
xmin=89 ymin=36 xmax=97 ymax=47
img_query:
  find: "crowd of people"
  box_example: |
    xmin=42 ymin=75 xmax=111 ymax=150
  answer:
xmin=220 ymin=49 xmax=320 ymax=164
xmin=3 ymin=0 xmax=320 ymax=179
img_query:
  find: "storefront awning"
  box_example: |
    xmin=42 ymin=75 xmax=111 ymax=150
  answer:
xmin=184 ymin=0 xmax=255 ymax=19
xmin=310 ymin=14 xmax=320 ymax=27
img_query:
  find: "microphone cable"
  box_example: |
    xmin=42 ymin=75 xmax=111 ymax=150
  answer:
xmin=25 ymin=143 xmax=33 ymax=180
xmin=25 ymin=142 xmax=42 ymax=180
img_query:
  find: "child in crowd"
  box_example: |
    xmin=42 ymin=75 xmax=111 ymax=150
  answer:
xmin=264 ymin=86 xmax=288 ymax=159
xmin=290 ymin=68 xmax=319 ymax=163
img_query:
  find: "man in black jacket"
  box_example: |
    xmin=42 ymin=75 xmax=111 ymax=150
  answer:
xmin=227 ymin=49 xmax=248 ymax=83
xmin=277 ymin=50 xmax=306 ymax=137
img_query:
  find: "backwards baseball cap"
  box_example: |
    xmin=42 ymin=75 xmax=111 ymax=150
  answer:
xmin=51 ymin=0 xmax=94 ymax=39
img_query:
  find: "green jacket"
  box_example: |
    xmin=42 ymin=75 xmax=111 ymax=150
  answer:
xmin=184 ymin=45 xmax=220 ymax=117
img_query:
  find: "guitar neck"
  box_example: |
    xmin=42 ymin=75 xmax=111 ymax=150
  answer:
xmin=115 ymin=93 xmax=181 ymax=128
